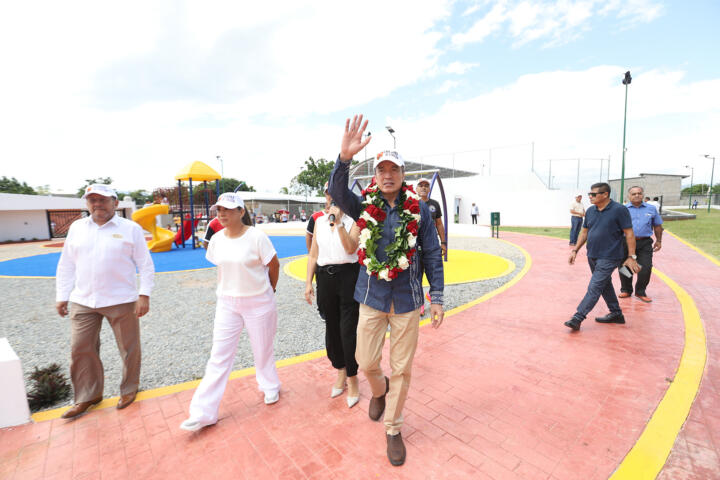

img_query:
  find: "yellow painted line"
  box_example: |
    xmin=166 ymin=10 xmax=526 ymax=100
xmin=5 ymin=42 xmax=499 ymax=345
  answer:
xmin=665 ymin=231 xmax=720 ymax=267
xmin=284 ymin=249 xmax=515 ymax=287
xmin=32 ymin=240 xmax=531 ymax=422
xmin=610 ymin=268 xmax=707 ymax=479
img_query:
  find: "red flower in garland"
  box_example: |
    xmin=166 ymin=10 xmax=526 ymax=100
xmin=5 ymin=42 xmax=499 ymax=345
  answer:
xmin=409 ymin=201 xmax=420 ymax=214
xmin=357 ymin=248 xmax=366 ymax=264
xmin=407 ymin=248 xmax=416 ymax=258
xmin=388 ymin=269 xmax=398 ymax=279
xmin=356 ymin=218 xmax=367 ymax=230
xmin=407 ymin=220 xmax=418 ymax=235
xmin=366 ymin=205 xmax=386 ymax=222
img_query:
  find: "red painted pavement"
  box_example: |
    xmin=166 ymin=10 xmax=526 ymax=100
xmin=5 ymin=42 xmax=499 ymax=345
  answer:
xmin=1 ymin=232 xmax=717 ymax=479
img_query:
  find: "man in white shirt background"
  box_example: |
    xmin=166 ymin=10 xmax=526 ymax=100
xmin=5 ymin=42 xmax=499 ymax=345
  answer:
xmin=56 ymin=184 xmax=155 ymax=418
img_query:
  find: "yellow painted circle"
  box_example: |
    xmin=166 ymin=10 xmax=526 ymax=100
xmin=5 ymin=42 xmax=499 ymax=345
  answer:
xmin=283 ymin=249 xmax=515 ymax=286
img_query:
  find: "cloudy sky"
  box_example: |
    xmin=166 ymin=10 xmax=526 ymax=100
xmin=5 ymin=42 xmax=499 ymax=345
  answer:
xmin=1 ymin=0 xmax=718 ymax=194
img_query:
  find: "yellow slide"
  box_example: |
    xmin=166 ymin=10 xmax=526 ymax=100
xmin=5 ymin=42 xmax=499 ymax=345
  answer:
xmin=131 ymin=204 xmax=175 ymax=253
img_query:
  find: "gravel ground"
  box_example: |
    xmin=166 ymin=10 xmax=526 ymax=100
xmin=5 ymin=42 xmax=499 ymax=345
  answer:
xmin=0 ymin=236 xmax=525 ymax=410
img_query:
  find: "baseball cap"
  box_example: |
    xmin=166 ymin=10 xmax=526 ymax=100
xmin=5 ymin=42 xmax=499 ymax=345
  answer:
xmin=214 ymin=192 xmax=245 ymax=209
xmin=323 ymin=181 xmax=329 ymax=193
xmin=374 ymin=150 xmax=405 ymax=169
xmin=416 ymin=178 xmax=431 ymax=187
xmin=82 ymin=184 xmax=117 ymax=199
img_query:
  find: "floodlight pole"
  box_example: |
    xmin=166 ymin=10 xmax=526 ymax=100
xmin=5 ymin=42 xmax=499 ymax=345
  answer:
xmin=685 ymin=165 xmax=694 ymax=208
xmin=386 ymin=126 xmax=396 ymax=149
xmin=620 ymin=71 xmax=631 ymax=204
xmin=216 ymin=155 xmax=224 ymax=179
xmin=705 ymin=155 xmax=716 ymax=213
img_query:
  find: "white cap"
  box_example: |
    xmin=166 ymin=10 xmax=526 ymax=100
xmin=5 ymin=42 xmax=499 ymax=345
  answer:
xmin=416 ymin=178 xmax=431 ymax=186
xmin=82 ymin=184 xmax=117 ymax=199
xmin=374 ymin=150 xmax=404 ymax=169
xmin=214 ymin=192 xmax=245 ymax=209
xmin=323 ymin=181 xmax=329 ymax=193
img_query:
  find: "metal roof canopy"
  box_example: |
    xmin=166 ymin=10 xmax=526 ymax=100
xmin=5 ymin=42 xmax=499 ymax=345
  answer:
xmin=174 ymin=161 xmax=221 ymax=182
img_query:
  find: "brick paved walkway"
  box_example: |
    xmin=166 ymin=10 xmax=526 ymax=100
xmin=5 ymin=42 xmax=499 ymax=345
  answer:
xmin=1 ymin=232 xmax=717 ymax=479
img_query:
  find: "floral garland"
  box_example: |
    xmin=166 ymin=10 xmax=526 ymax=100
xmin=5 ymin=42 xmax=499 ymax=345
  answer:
xmin=356 ymin=179 xmax=421 ymax=281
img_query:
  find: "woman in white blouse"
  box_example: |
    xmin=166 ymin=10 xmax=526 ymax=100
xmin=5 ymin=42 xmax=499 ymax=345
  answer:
xmin=181 ymin=193 xmax=281 ymax=432
xmin=305 ymin=203 xmax=361 ymax=407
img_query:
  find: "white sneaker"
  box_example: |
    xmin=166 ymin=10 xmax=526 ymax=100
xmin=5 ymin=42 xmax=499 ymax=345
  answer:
xmin=264 ymin=391 xmax=279 ymax=405
xmin=179 ymin=418 xmax=215 ymax=432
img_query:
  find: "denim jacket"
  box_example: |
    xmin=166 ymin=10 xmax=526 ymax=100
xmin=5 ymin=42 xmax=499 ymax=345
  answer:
xmin=328 ymin=156 xmax=444 ymax=314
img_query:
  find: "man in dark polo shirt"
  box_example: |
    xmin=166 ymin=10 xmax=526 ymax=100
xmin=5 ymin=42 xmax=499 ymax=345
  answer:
xmin=565 ymin=182 xmax=641 ymax=331
xmin=415 ymin=178 xmax=447 ymax=256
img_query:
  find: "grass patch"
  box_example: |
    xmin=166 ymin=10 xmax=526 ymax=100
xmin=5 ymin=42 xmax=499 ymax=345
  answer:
xmin=663 ymin=209 xmax=720 ymax=259
xmin=499 ymin=226 xmax=570 ymax=240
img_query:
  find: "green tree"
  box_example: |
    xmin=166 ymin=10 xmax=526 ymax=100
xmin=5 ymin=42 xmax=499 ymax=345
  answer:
xmin=294 ymin=157 xmax=334 ymax=196
xmin=0 ymin=176 xmax=36 ymax=194
xmin=118 ymin=189 xmax=154 ymax=205
xmin=77 ymin=177 xmax=113 ymax=197
xmin=211 ymin=177 xmax=255 ymax=194
xmin=35 ymin=185 xmax=51 ymax=195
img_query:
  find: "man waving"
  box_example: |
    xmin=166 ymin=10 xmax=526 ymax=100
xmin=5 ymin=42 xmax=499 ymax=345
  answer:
xmin=329 ymin=115 xmax=444 ymax=466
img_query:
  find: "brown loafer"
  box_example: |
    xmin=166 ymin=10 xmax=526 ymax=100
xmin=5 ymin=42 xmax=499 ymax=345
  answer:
xmin=61 ymin=397 xmax=103 ymax=419
xmin=636 ymin=294 xmax=652 ymax=303
xmin=117 ymin=391 xmax=137 ymax=410
xmin=618 ymin=292 xmax=631 ymax=298
xmin=386 ymin=433 xmax=406 ymax=466
xmin=368 ymin=376 xmax=389 ymax=421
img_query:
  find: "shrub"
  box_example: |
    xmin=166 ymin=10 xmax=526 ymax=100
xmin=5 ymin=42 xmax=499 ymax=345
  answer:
xmin=27 ymin=363 xmax=72 ymax=412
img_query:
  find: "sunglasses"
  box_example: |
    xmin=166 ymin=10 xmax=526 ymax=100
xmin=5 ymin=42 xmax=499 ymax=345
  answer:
xmin=587 ymin=191 xmax=608 ymax=197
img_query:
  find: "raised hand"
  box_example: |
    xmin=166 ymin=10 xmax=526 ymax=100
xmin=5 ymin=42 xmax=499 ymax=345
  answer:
xmin=340 ymin=115 xmax=371 ymax=162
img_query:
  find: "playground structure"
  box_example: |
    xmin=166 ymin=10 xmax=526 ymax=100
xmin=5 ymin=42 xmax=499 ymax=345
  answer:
xmin=131 ymin=204 xmax=174 ymax=252
xmin=132 ymin=161 xmax=221 ymax=251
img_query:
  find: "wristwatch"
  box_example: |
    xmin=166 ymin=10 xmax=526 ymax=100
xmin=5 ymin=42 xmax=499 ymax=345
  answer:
xmin=630 ymin=255 xmax=637 ymax=260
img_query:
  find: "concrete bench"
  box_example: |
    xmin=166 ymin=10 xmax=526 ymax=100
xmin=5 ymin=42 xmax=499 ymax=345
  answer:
xmin=0 ymin=338 xmax=31 ymax=428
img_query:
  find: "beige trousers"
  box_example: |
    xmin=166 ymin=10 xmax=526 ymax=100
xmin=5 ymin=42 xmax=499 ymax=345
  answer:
xmin=356 ymin=303 xmax=420 ymax=435
xmin=69 ymin=301 xmax=140 ymax=402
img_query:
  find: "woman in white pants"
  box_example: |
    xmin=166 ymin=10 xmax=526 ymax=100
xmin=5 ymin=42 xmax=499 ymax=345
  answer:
xmin=181 ymin=192 xmax=281 ymax=432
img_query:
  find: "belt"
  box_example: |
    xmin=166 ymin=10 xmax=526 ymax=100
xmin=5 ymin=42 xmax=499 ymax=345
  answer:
xmin=635 ymin=236 xmax=651 ymax=240
xmin=317 ymin=263 xmax=357 ymax=275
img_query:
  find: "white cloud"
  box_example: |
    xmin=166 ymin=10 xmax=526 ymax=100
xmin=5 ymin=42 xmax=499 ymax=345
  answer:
xmin=444 ymin=61 xmax=479 ymax=74
xmin=435 ymin=80 xmax=461 ymax=94
xmin=452 ymin=0 xmax=664 ymax=47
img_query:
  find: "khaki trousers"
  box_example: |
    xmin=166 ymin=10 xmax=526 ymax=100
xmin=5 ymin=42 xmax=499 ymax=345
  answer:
xmin=69 ymin=301 xmax=140 ymax=402
xmin=356 ymin=303 xmax=420 ymax=435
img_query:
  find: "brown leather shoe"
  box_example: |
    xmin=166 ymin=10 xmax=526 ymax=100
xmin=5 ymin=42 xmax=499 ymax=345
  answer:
xmin=636 ymin=294 xmax=652 ymax=303
xmin=618 ymin=292 xmax=631 ymax=298
xmin=61 ymin=397 xmax=102 ymax=419
xmin=368 ymin=376 xmax=389 ymax=421
xmin=386 ymin=433 xmax=406 ymax=466
xmin=117 ymin=391 xmax=137 ymax=410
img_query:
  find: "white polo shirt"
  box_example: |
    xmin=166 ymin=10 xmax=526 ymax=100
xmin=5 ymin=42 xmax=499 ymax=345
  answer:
xmin=206 ymin=227 xmax=277 ymax=297
xmin=56 ymin=215 xmax=155 ymax=308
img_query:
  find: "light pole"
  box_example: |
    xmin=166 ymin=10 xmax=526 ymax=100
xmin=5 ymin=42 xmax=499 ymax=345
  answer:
xmin=386 ymin=126 xmax=396 ymax=150
xmin=704 ymin=154 xmax=716 ymax=213
xmin=684 ymin=165 xmax=694 ymax=209
xmin=364 ymin=131 xmax=371 ymax=174
xmin=620 ymin=71 xmax=632 ymax=203
xmin=216 ymin=155 xmax=224 ymax=178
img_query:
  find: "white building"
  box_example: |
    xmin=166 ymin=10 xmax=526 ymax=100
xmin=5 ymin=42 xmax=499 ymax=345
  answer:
xmin=349 ymin=159 xmax=584 ymax=227
xmin=0 ymin=193 xmax=135 ymax=242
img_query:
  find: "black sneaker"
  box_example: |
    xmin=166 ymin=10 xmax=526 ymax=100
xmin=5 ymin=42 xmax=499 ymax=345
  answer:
xmin=564 ymin=316 xmax=582 ymax=331
xmin=595 ymin=312 xmax=625 ymax=324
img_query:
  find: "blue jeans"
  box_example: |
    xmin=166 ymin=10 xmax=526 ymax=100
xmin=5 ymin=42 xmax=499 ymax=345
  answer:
xmin=575 ymin=257 xmax=622 ymax=320
xmin=569 ymin=216 xmax=583 ymax=245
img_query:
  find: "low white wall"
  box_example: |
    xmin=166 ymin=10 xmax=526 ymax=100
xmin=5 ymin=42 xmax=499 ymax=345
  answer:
xmin=0 ymin=210 xmax=50 ymax=242
xmin=433 ymin=173 xmax=587 ymax=227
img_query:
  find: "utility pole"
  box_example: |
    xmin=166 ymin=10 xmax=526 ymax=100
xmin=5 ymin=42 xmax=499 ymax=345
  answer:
xmin=705 ymin=155 xmax=716 ymax=213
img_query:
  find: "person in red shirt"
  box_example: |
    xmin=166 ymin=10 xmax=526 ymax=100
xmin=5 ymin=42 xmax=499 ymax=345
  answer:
xmin=202 ymin=216 xmax=224 ymax=248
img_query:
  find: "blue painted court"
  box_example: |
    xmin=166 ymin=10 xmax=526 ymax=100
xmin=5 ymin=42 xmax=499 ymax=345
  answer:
xmin=0 ymin=236 xmax=307 ymax=277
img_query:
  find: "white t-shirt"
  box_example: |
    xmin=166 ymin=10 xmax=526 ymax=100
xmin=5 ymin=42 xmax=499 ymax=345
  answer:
xmin=206 ymin=227 xmax=277 ymax=297
xmin=570 ymin=201 xmax=585 ymax=217
xmin=316 ymin=215 xmax=357 ymax=266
